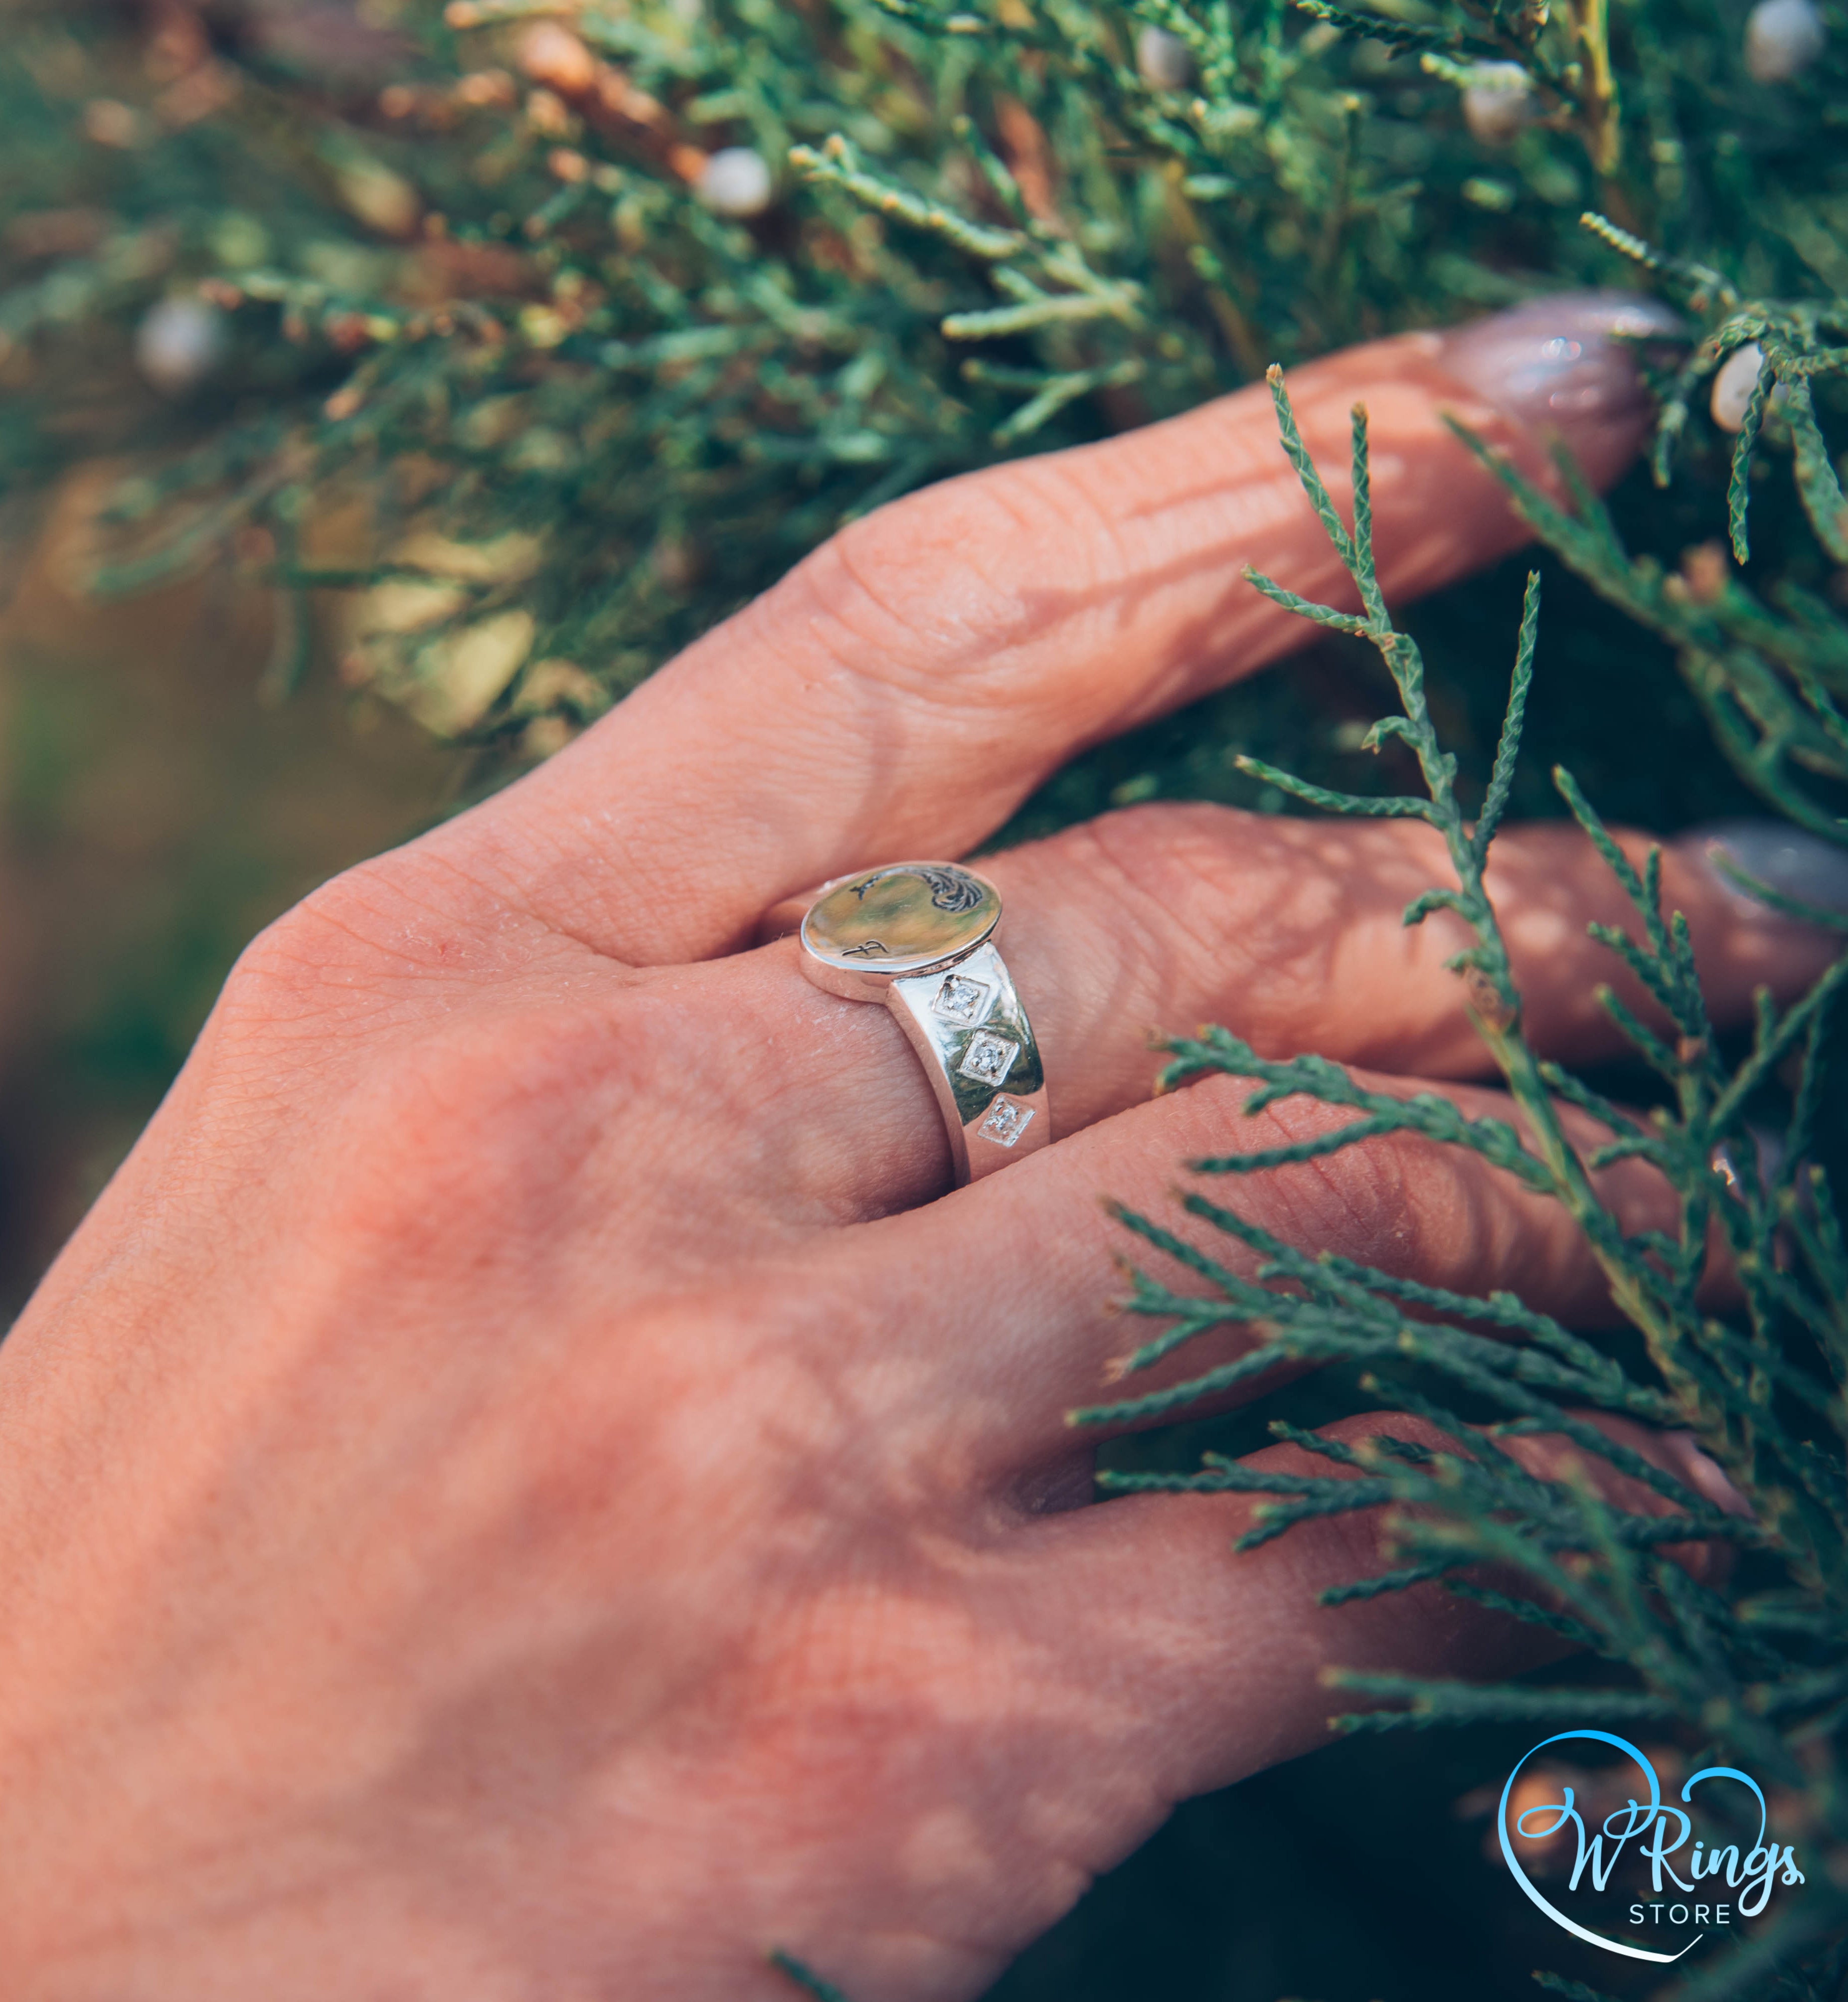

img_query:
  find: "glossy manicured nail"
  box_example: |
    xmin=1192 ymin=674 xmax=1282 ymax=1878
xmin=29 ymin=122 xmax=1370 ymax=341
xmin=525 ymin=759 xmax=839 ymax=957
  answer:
xmin=1438 ymin=290 xmax=1686 ymax=485
xmin=1684 ymin=819 xmax=1848 ymax=925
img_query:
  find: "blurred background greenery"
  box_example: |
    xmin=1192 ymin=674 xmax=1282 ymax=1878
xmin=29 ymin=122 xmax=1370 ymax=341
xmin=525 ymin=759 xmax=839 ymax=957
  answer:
xmin=2 ymin=0 xmax=1846 ymax=1995
xmin=0 ymin=492 xmax=460 ymax=1313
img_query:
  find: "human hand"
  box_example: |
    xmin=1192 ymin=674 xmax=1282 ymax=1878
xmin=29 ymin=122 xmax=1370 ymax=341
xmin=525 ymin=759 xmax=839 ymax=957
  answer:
xmin=1 ymin=294 xmax=1837 ymax=2001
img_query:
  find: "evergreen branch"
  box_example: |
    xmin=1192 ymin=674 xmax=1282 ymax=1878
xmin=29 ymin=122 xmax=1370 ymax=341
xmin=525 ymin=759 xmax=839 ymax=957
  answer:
xmin=1239 ymin=567 xmax=1372 ymax=637
xmin=1263 ymin=363 xmax=1357 ymax=570
xmin=942 ymin=291 xmax=1141 ymax=339
xmin=989 ymin=358 xmax=1146 ymax=444
xmin=1321 ymin=1557 xmax=1474 ymax=1603
xmin=1727 ymin=354 xmax=1773 ymax=566
xmin=1712 ymin=956 xmax=1848 ymax=1129
xmin=1326 ymin=1676 xmax=1681 ymax=1729
xmin=1537 ymin=1061 xmax=1647 ymax=1139
xmin=1475 ymin=571 xmax=1540 ymax=865
xmin=1101 ymin=389 xmax=1847 ymax=1919
xmin=1101 ymin=1460 xmax=1387 ymax=1502
xmin=1071 ymin=1347 xmax=1312 ymax=1428
xmin=769 ymin=1950 xmax=855 ymax=2002
xmin=1290 ymin=0 xmax=1501 ymax=58
xmin=1784 ymin=374 xmax=1848 ymax=566
xmin=1347 ymin=402 xmax=1389 ymax=628
xmin=1263 ymin=1424 xmax=1366 ymax=1468
xmin=1233 ymin=751 xmax=1437 ymax=819
xmin=1440 ymin=1578 xmax=1606 ymax=1651
xmin=790 ymin=138 xmax=1027 ymax=260
xmin=1578 ymin=210 xmax=1737 ymax=311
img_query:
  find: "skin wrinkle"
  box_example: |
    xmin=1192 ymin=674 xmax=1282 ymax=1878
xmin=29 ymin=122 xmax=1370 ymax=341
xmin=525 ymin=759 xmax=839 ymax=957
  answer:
xmin=787 ymin=534 xmax=1008 ymax=704
xmin=1066 ymin=805 xmax=1280 ymax=1013
xmin=1215 ymin=1093 xmax=1483 ymax=1296
xmin=242 ymin=853 xmax=584 ymax=1019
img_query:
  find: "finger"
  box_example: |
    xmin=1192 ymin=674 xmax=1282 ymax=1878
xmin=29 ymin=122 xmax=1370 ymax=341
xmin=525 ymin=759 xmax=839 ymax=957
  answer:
xmin=832 ymin=1065 xmax=1688 ymax=1469
xmin=958 ymin=804 xmax=1841 ymax=1101
xmin=777 ymin=1409 xmax=1732 ymax=2002
xmin=640 ymin=801 xmax=1835 ymax=1230
xmin=994 ymin=1414 xmax=1733 ymax=1828
xmin=426 ymin=293 xmax=1680 ymax=963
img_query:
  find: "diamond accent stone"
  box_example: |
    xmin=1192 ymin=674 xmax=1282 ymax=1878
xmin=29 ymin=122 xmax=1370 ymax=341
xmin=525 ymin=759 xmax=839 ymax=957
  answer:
xmin=933 ymin=972 xmax=994 ymax=1025
xmin=959 ymin=1030 xmax=1019 ymax=1087
xmin=977 ymin=1098 xmax=1035 ymax=1148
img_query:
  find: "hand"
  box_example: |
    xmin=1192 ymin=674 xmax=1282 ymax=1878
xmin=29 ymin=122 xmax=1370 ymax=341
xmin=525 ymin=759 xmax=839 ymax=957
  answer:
xmin=0 ymin=294 xmax=1833 ymax=2001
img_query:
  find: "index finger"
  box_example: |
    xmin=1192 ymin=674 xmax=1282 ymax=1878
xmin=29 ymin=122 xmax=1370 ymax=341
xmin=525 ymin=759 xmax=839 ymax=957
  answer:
xmin=434 ymin=293 xmax=1679 ymax=964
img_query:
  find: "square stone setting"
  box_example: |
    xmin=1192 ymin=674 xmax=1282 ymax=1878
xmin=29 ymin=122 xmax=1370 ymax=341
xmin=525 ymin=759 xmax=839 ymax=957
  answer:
xmin=977 ymin=1098 xmax=1035 ymax=1148
xmin=933 ymin=972 xmax=994 ymax=1026
xmin=959 ymin=1030 xmax=1020 ymax=1087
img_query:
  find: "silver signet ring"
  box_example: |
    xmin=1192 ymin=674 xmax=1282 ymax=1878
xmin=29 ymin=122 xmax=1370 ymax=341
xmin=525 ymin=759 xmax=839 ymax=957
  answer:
xmin=797 ymin=861 xmax=1052 ymax=1186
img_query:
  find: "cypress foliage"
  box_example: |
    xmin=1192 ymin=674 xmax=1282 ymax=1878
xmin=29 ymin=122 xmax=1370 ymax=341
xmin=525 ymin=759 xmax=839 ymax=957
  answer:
xmin=2 ymin=0 xmax=1845 ymax=773
xmin=1086 ymin=378 xmax=1848 ymax=2002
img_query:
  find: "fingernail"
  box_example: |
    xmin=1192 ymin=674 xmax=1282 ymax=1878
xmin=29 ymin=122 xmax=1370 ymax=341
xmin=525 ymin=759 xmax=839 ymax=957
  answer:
xmin=1438 ymin=290 xmax=1686 ymax=484
xmin=1660 ymin=1431 xmax=1753 ymax=1520
xmin=1682 ymin=819 xmax=1848 ymax=926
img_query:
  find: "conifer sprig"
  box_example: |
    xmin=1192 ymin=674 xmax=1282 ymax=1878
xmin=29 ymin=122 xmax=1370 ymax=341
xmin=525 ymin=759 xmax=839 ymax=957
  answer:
xmin=1443 ymin=414 xmax=1848 ymax=846
xmin=1085 ymin=377 xmax=1848 ymax=2000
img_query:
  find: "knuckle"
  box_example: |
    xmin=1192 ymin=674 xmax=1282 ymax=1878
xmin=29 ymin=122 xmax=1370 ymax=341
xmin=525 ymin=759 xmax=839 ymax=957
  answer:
xmin=1224 ymin=1089 xmax=1491 ymax=1287
xmin=1063 ymin=805 xmax=1362 ymax=1051
xmin=1070 ymin=802 xmax=1262 ymax=968
xmin=219 ymin=854 xmax=486 ymax=1029
xmin=1238 ymin=1092 xmax=1418 ymax=1270
xmin=765 ymin=461 xmax=1117 ymax=708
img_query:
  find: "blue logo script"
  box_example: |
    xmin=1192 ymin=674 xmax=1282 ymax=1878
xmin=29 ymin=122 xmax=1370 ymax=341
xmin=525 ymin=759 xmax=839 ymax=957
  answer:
xmin=1499 ymin=1730 xmax=1805 ymax=1963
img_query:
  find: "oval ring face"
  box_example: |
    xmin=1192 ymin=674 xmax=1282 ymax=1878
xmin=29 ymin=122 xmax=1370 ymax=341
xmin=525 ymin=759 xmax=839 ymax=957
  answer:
xmin=802 ymin=862 xmax=1000 ymax=976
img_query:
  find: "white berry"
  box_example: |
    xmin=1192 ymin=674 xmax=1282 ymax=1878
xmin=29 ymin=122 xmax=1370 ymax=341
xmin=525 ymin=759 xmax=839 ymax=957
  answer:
xmin=135 ymin=296 xmax=228 ymax=395
xmin=1711 ymin=343 xmax=1781 ymax=431
xmin=697 ymin=147 xmax=773 ymax=218
xmin=1135 ymin=25 xmax=1194 ymax=90
xmin=1463 ymin=64 xmax=1536 ymax=146
xmin=1745 ymin=0 xmax=1825 ymax=81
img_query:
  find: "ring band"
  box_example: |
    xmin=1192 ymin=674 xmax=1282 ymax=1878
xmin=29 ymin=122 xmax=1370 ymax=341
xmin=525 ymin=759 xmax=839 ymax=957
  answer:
xmin=795 ymin=861 xmax=1052 ymax=1185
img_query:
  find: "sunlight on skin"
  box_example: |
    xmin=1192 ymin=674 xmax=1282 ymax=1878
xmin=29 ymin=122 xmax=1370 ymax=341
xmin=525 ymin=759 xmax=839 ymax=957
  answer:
xmin=0 ymin=295 xmax=1826 ymax=2002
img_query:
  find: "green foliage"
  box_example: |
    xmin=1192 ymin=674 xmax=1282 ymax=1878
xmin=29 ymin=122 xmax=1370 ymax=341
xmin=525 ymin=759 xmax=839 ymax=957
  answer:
xmin=1086 ymin=375 xmax=1848 ymax=2000
xmin=1451 ymin=402 xmax=1848 ymax=843
xmin=770 ymin=1949 xmax=857 ymax=2002
xmin=0 ymin=0 xmax=1845 ymax=767
xmin=1438 ymin=214 xmax=1848 ymax=847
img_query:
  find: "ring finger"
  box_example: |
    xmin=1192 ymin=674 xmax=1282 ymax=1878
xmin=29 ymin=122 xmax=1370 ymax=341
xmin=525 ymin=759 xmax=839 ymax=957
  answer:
xmin=668 ymin=800 xmax=1836 ymax=1226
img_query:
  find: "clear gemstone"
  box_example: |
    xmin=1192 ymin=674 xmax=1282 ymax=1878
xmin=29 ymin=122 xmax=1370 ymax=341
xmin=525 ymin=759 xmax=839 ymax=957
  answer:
xmin=978 ymin=1098 xmax=1035 ymax=1147
xmin=959 ymin=1030 xmax=1019 ymax=1086
xmin=933 ymin=973 xmax=993 ymax=1025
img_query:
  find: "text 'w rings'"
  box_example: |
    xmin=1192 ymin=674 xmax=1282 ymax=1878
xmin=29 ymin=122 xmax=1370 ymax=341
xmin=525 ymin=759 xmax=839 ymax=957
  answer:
xmin=798 ymin=862 xmax=1052 ymax=1185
